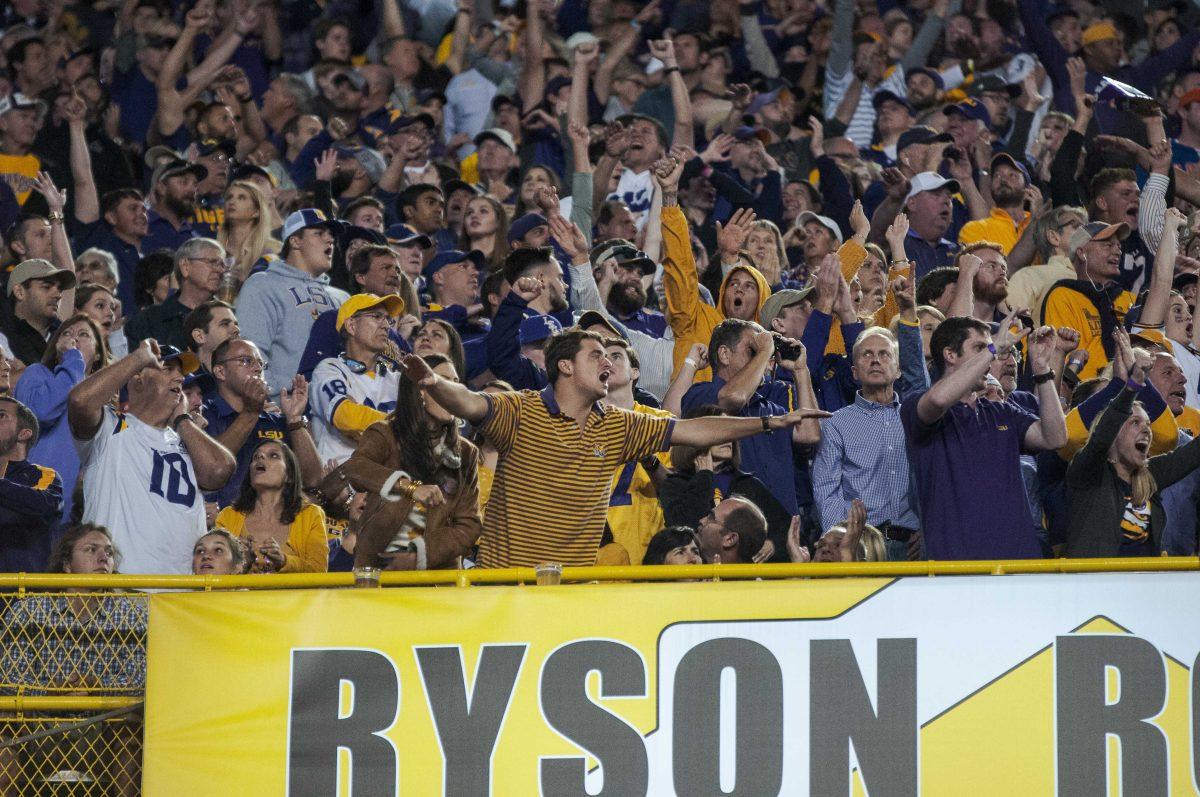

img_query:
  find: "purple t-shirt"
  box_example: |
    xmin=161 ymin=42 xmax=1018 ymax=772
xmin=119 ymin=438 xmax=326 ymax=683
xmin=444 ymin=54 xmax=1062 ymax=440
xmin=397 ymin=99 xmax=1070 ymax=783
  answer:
xmin=901 ymin=390 xmax=1042 ymax=560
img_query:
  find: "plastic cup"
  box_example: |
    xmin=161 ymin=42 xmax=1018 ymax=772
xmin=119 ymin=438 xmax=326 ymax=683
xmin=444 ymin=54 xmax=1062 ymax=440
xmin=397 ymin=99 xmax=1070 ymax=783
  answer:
xmin=353 ymin=566 xmax=381 ymax=588
xmin=535 ymin=562 xmax=562 ymax=586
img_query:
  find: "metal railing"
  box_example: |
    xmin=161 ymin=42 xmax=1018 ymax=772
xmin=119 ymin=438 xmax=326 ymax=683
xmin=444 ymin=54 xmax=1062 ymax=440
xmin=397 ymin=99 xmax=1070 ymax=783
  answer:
xmin=0 ymin=556 xmax=1192 ymax=795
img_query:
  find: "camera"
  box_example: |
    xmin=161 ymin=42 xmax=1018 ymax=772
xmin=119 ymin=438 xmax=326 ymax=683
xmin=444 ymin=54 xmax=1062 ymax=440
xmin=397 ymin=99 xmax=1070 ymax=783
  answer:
xmin=772 ymin=333 xmax=803 ymax=362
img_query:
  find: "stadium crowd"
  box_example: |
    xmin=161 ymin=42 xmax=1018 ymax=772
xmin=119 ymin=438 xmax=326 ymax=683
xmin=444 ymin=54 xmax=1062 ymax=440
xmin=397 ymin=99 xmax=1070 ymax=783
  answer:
xmin=1 ymin=0 xmax=1200 ymax=579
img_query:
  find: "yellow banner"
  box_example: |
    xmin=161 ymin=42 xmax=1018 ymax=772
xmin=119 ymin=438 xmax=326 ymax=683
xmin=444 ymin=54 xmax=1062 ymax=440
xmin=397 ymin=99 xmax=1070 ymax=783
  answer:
xmin=143 ymin=573 xmax=1200 ymax=795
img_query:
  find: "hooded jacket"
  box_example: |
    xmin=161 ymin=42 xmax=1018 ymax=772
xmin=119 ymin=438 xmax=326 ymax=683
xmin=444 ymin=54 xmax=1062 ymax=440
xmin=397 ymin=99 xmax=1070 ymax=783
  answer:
xmin=235 ymin=259 xmax=350 ymax=396
xmin=661 ymin=206 xmax=771 ymax=381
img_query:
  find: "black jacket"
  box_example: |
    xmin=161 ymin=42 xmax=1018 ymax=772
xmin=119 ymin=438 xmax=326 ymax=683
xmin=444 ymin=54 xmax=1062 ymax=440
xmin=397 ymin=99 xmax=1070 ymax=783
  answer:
xmin=660 ymin=468 xmax=791 ymax=561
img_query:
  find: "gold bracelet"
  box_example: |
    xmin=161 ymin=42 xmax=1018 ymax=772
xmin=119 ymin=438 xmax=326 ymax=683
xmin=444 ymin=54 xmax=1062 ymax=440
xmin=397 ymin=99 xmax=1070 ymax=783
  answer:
xmin=402 ymin=481 xmax=422 ymax=500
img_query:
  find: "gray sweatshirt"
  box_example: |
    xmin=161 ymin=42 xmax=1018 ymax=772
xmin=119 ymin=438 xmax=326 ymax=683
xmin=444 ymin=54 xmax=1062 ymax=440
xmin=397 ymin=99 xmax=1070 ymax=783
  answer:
xmin=235 ymin=260 xmax=349 ymax=396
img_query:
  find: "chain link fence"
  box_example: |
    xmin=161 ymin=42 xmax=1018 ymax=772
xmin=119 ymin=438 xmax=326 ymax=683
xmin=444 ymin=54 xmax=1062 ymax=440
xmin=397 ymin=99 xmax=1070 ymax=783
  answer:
xmin=0 ymin=592 xmax=148 ymax=796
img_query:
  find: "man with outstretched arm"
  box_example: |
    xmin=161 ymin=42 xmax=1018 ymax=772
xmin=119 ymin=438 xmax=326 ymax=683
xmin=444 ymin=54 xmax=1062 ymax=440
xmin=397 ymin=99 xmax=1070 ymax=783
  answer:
xmin=399 ymin=329 xmax=830 ymax=568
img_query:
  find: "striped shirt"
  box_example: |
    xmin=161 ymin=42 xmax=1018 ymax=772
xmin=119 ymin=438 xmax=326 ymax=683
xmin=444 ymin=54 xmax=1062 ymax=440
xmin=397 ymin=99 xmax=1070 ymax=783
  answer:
xmin=823 ymin=66 xmax=907 ymax=149
xmin=476 ymin=387 xmax=675 ymax=568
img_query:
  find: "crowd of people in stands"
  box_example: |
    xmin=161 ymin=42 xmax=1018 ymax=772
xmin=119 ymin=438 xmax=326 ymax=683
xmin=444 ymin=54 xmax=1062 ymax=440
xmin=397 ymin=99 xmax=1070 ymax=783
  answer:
xmin=1 ymin=0 xmax=1199 ymax=578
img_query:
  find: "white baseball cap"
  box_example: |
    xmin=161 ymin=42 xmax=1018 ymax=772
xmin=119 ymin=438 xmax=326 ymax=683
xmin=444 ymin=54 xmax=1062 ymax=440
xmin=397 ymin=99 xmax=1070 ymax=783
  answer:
xmin=795 ymin=212 xmax=843 ymax=244
xmin=903 ymin=172 xmax=960 ymax=204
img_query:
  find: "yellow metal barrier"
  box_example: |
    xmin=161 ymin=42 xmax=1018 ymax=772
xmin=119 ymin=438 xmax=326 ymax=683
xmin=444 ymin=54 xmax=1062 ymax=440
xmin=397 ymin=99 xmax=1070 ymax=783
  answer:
xmin=0 ymin=557 xmax=1192 ymax=794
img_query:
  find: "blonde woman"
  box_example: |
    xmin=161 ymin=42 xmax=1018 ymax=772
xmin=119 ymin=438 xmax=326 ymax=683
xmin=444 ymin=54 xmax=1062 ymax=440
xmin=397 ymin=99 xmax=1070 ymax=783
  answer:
xmin=744 ymin=220 xmax=791 ymax=289
xmin=218 ymin=180 xmax=282 ymax=285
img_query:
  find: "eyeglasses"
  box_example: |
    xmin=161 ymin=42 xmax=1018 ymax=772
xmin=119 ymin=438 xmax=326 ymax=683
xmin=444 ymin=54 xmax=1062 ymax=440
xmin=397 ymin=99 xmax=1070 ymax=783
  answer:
xmin=219 ymin=356 xmax=266 ymax=370
xmin=188 ymin=256 xmax=227 ymax=269
xmin=354 ymin=310 xmax=395 ymax=326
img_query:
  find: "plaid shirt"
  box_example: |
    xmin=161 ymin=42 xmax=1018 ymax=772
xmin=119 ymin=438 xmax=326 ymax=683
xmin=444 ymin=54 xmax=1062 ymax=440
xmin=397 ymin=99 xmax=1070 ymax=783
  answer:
xmin=0 ymin=594 xmax=147 ymax=695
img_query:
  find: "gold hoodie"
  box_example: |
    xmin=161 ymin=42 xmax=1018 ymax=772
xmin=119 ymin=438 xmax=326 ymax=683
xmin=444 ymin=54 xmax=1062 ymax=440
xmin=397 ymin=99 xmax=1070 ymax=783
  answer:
xmin=660 ymin=206 xmax=771 ymax=381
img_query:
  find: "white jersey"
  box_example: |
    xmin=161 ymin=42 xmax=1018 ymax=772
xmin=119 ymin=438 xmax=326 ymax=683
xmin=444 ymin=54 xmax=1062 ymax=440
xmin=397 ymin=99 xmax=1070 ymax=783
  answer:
xmin=75 ymin=407 xmax=206 ymax=574
xmin=607 ymin=168 xmax=653 ymax=231
xmin=310 ymin=355 xmax=400 ymax=464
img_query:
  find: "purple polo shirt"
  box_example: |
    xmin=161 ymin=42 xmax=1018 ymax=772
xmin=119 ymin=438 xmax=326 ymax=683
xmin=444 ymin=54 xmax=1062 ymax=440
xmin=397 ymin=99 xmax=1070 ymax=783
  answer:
xmin=901 ymin=389 xmax=1042 ymax=560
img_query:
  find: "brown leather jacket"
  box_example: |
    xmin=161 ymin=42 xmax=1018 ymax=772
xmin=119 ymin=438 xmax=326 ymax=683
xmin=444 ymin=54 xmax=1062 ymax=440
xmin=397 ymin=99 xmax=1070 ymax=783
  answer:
xmin=342 ymin=421 xmax=482 ymax=569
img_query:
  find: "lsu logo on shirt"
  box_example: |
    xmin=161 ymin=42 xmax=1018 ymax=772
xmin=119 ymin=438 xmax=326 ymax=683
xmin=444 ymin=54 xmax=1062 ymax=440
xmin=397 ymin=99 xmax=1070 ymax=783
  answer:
xmin=288 ymin=284 xmax=339 ymax=317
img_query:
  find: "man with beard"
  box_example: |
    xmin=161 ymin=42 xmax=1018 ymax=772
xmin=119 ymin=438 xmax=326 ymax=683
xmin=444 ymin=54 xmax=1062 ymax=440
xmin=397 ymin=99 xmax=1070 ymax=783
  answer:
xmin=3 ymin=259 xmax=75 ymax=366
xmin=127 ymin=238 xmax=228 ymax=352
xmin=590 ymin=239 xmax=664 ymax=338
xmin=1042 ymin=221 xmax=1135 ymax=381
xmin=950 ymin=245 xmax=1010 ymax=324
xmin=0 ymin=396 xmax=64 ymax=572
xmin=959 ymin=154 xmax=1035 ymax=254
xmin=143 ymin=159 xmax=208 ymax=253
xmin=906 ymin=68 xmax=944 ymax=121
xmin=902 ymin=315 xmax=1067 ymax=559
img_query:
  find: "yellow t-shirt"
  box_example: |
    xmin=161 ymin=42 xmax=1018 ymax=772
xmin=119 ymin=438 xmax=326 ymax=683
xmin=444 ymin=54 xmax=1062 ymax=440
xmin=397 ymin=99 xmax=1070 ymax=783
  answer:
xmin=957 ymin=207 xmax=1031 ymax=254
xmin=1042 ymin=284 xmax=1135 ymax=381
xmin=605 ymin=403 xmax=674 ymax=565
xmin=216 ymin=503 xmax=330 ymax=573
xmin=0 ymin=152 xmax=41 ymax=205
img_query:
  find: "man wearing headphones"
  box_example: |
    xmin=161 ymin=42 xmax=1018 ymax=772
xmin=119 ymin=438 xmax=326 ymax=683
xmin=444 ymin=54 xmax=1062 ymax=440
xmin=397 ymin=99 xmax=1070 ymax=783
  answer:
xmin=1041 ymin=221 xmax=1136 ymax=381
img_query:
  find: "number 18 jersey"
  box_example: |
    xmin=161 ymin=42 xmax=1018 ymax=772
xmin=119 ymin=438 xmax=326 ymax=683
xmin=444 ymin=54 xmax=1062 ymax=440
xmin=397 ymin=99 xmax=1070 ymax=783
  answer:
xmin=75 ymin=407 xmax=207 ymax=574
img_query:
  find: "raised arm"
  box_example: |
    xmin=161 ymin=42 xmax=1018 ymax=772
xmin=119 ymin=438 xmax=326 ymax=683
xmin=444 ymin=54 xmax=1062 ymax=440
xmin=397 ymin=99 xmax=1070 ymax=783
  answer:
xmin=902 ymin=0 xmax=954 ymax=71
xmin=649 ymin=38 xmax=693 ymax=149
xmin=663 ymin=344 xmax=707 ymax=416
xmin=949 ymin=252 xmax=979 ymax=319
xmin=446 ymin=0 xmax=475 ymax=77
xmin=68 ymin=340 xmax=159 ymax=439
xmin=28 ymin=173 xmax=76 ymax=319
xmin=173 ymin=402 xmax=236 ymax=492
xmin=63 ymin=95 xmax=98 ymax=224
xmin=517 ymin=0 xmax=545 ymax=108
xmin=917 ymin=307 xmax=1028 ymax=424
xmin=1021 ymin=326 xmax=1069 ymax=451
xmin=379 ymin=0 xmax=408 ymax=38
xmin=718 ymin=329 xmax=775 ymax=412
xmin=1138 ymin=207 xmax=1185 ymax=330
xmin=400 ymin=354 xmax=489 ymax=423
xmin=738 ymin=0 xmax=780 ymax=78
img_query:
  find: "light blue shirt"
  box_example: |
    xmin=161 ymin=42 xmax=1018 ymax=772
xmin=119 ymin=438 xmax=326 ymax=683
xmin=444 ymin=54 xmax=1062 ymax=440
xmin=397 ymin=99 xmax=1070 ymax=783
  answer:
xmin=812 ymin=391 xmax=920 ymax=534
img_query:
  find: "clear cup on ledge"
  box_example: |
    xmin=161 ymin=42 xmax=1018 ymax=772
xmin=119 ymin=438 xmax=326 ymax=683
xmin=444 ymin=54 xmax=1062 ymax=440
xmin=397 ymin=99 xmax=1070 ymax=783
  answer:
xmin=535 ymin=562 xmax=562 ymax=586
xmin=353 ymin=566 xmax=381 ymax=588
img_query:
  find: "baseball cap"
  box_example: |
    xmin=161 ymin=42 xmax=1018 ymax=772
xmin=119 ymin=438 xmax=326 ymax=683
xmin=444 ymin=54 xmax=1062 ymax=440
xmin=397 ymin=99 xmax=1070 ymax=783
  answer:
xmin=474 ymin=128 xmax=516 ymax=152
xmin=1068 ymin=221 xmax=1130 ymax=257
xmin=143 ymin=145 xmax=182 ymax=168
xmin=151 ymin=158 xmax=208 ymax=186
xmin=907 ymin=66 xmax=945 ymax=90
xmin=970 ymin=74 xmax=1022 ymax=98
xmin=389 ymin=227 xmax=432 ymax=248
xmin=160 ymin=345 xmax=200 ymax=375
xmin=544 ymin=75 xmax=572 ymax=98
xmin=796 ymin=211 xmax=844 ymax=244
xmin=344 ymin=226 xmax=387 ymax=247
xmin=872 ymin=89 xmax=913 ymax=114
xmin=989 ymin=152 xmax=1030 ymax=184
xmin=231 ymin=163 xmax=275 ymax=185
xmin=491 ymin=94 xmax=518 ymax=113
xmin=385 ymin=111 xmax=435 ymax=136
xmin=760 ymin=287 xmax=816 ymax=329
xmin=443 ymin=178 xmax=480 ymax=198
xmin=564 ymin=31 xmax=601 ymax=53
xmin=944 ymin=98 xmax=992 ymax=128
xmin=1173 ymin=272 xmax=1198 ymax=292
xmin=1082 ymin=21 xmax=1117 ymax=46
xmin=508 ymin=213 xmax=550 ymax=244
xmin=904 ymin=172 xmax=960 ymax=204
xmin=1046 ymin=5 xmax=1079 ymax=24
xmin=331 ymin=70 xmax=366 ymax=91
xmin=335 ymin=293 xmax=405 ymax=332
xmin=732 ymin=126 xmax=771 ymax=144
xmin=518 ymin=314 xmax=563 ymax=346
xmin=336 ymin=145 xmax=386 ymax=185
xmin=418 ymin=88 xmax=448 ymax=106
xmin=577 ymin=310 xmax=623 ymax=339
xmin=282 ymin=208 xmax=344 ymax=242
xmin=747 ymin=88 xmax=784 ymax=116
xmin=423 ymin=249 xmax=486 ymax=280
xmin=590 ymin=239 xmax=656 ymax=276
xmin=0 ymin=93 xmax=45 ymax=115
xmin=7 ymin=259 xmax=76 ymax=296
xmin=896 ymin=126 xmax=952 ymax=152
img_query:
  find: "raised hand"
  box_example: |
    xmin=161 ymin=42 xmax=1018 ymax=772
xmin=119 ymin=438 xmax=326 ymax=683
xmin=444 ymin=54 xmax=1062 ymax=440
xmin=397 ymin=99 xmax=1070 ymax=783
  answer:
xmin=534 ymin=184 xmax=561 ymax=216
xmin=891 ymin=274 xmax=917 ymax=317
xmin=885 ymin=211 xmax=910 ymax=253
xmin=685 ymin=342 xmax=709 ymax=371
xmin=1053 ymin=326 xmax=1080 ymax=354
xmin=992 ymin=306 xmax=1031 ymax=356
xmin=567 ymin=121 xmax=591 ymax=150
xmin=648 ymin=38 xmax=677 ymax=68
xmin=185 ymin=1 xmax=214 ymax=30
xmin=280 ymin=375 xmax=309 ymax=422
xmin=715 ymin=207 xmax=756 ymax=257
xmin=242 ymin=376 xmax=269 ymax=414
xmin=786 ymin=516 xmax=810 ymax=563
xmin=547 ymin=214 xmax=588 ymax=260
xmin=752 ymin=538 xmax=776 ymax=563
xmin=1130 ymin=346 xmax=1154 ymax=385
xmin=400 ymin=353 xmax=436 ymax=386
xmin=135 ymin=339 xmax=164 ymax=370
xmin=849 ymin=200 xmax=869 ymax=242
xmin=839 ymin=498 xmax=867 ymax=562
xmin=314 ymin=148 xmax=338 ymax=182
xmin=1027 ymin=325 xmax=1057 ymax=373
xmin=573 ymin=41 xmax=599 ymax=66
xmin=808 ymin=117 xmax=825 ymax=158
xmin=728 ymin=83 xmax=753 ymax=110
xmin=604 ymin=120 xmax=629 ymax=159
xmin=651 ymin=155 xmax=684 ymax=192
xmin=701 ymin=133 xmax=735 ymax=164
xmin=31 ymin=171 xmax=66 ymax=213
xmin=1066 ymin=57 xmax=1087 ymax=101
xmin=512 ymin=275 xmax=544 ymax=303
xmin=881 ymin=167 xmax=909 ymax=201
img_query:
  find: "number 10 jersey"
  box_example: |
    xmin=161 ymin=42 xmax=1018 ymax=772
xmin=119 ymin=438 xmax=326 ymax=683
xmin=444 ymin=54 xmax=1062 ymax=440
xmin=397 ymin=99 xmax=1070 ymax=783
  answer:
xmin=75 ymin=407 xmax=207 ymax=574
